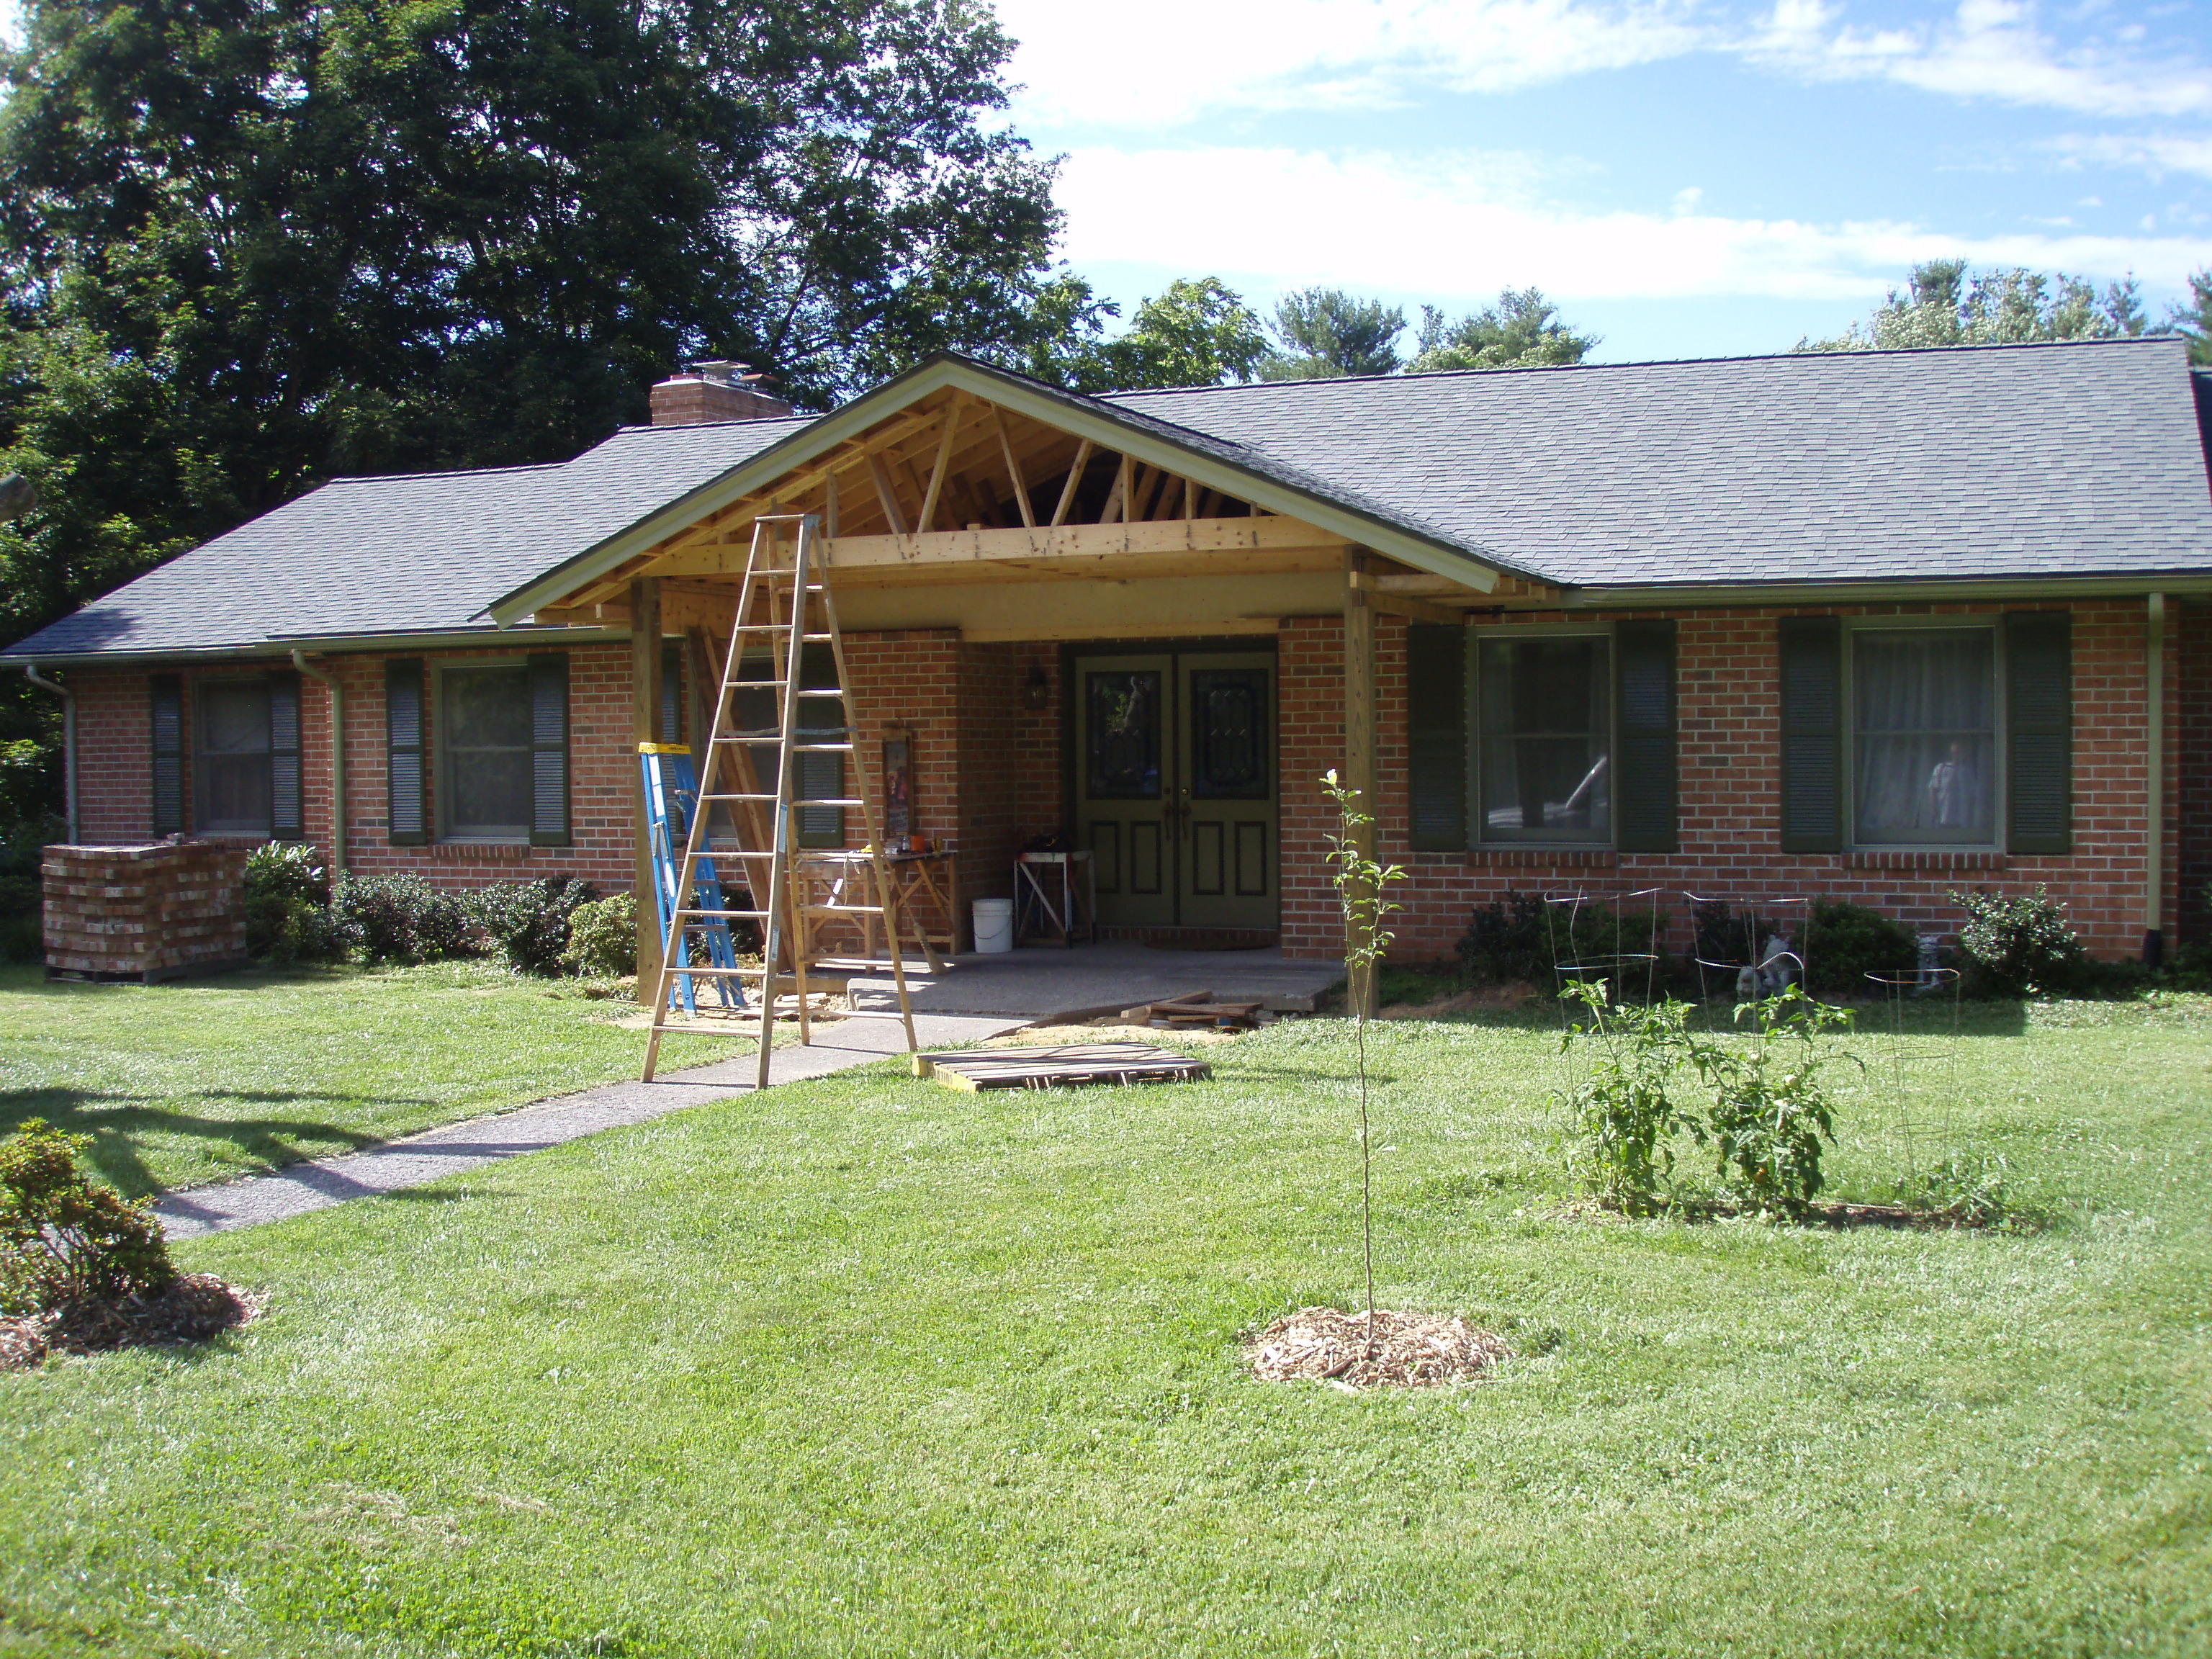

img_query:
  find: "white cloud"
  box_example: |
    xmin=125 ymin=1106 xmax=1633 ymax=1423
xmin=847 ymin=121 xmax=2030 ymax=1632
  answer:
xmin=994 ymin=0 xmax=2212 ymax=131
xmin=1748 ymin=0 xmax=2212 ymax=117
xmin=2048 ymin=132 xmax=2212 ymax=179
xmin=1054 ymin=144 xmax=2212 ymax=305
xmin=992 ymin=0 xmax=1704 ymax=128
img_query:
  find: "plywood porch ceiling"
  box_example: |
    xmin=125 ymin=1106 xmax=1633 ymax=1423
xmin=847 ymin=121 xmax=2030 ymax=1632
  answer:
xmin=541 ymin=389 xmax=1424 ymax=616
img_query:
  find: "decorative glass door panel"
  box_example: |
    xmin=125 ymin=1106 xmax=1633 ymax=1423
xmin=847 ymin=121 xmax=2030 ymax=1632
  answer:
xmin=1073 ymin=649 xmax=1277 ymax=932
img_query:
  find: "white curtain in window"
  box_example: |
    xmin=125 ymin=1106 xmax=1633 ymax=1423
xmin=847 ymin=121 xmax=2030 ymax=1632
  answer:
xmin=1853 ymin=630 xmax=1995 ymax=844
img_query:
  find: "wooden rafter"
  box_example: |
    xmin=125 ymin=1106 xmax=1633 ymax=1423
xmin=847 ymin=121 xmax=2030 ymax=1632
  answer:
xmin=915 ymin=395 xmax=966 ymax=534
xmin=1050 ymin=439 xmax=1093 ymax=527
xmin=994 ymin=406 xmax=1035 ymax=529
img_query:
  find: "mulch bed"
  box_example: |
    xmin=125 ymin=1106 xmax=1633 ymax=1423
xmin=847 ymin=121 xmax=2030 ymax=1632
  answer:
xmin=1247 ymin=1307 xmax=1512 ymax=1389
xmin=0 ymin=1274 xmax=263 ymax=1372
xmin=1565 ymin=1197 xmax=2012 ymax=1231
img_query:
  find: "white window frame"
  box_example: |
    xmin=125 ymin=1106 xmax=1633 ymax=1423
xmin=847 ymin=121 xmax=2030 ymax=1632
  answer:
xmin=433 ymin=660 xmax=534 ymax=843
xmin=1465 ymin=621 xmax=1618 ymax=851
xmin=1841 ymin=616 xmax=2008 ymax=854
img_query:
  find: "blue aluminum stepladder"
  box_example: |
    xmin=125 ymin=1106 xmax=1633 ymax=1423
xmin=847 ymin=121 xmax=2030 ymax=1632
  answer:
xmin=639 ymin=744 xmax=745 ymax=1017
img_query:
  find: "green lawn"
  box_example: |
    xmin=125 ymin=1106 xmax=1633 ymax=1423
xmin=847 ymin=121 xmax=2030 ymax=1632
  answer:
xmin=0 ymin=963 xmax=744 ymax=1196
xmin=3 ymin=997 xmax=2209 ymax=1655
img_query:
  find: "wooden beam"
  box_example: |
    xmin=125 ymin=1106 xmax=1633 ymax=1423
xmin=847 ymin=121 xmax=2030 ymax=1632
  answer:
xmin=824 ymin=470 xmax=839 ymax=539
xmin=866 ymin=450 xmax=908 ymax=536
xmin=631 ymin=577 xmax=665 ymax=989
xmin=994 ymin=405 xmax=1035 ymax=529
xmin=916 ymin=396 xmax=965 ymax=534
xmin=1342 ymin=549 xmax=1377 ymax=1018
xmin=1366 ymin=590 xmax=1467 ymax=626
xmin=780 ymin=515 xmax=1349 ymax=572
xmin=1183 ymin=476 xmax=1195 ymax=521
xmin=1050 ymin=439 xmax=1093 ymax=528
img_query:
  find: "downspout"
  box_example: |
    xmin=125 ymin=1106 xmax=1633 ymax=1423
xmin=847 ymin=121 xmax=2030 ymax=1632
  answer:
xmin=22 ymin=665 xmax=75 ymax=844
xmin=289 ymin=650 xmax=346 ymax=878
xmin=2145 ymin=593 xmax=2166 ymax=967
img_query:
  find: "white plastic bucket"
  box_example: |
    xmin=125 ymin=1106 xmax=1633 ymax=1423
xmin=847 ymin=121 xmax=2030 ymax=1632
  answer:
xmin=973 ymin=896 xmax=1014 ymax=954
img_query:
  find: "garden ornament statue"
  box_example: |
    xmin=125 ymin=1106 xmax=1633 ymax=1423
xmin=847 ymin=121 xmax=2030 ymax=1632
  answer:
xmin=1736 ymin=932 xmax=1799 ymax=999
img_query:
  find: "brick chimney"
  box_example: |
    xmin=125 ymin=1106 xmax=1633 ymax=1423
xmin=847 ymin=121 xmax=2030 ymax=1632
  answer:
xmin=649 ymin=360 xmax=796 ymax=426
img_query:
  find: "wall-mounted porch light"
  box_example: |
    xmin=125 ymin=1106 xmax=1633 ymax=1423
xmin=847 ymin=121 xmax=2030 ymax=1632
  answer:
xmin=1022 ymin=664 xmax=1052 ymax=711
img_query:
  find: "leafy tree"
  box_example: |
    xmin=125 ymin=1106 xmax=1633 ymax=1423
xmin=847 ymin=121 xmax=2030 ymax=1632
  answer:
xmin=1408 ymin=287 xmax=1599 ymax=372
xmin=1799 ymin=259 xmax=2154 ymax=352
xmin=1259 ymin=287 xmax=1406 ymax=379
xmin=1001 ymin=273 xmax=1268 ymax=394
xmin=2167 ymin=270 xmax=2212 ymax=365
xmin=0 ymin=0 xmax=1087 ymax=793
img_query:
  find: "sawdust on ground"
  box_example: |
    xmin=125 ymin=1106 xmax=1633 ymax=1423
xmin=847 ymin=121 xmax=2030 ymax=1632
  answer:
xmin=1246 ymin=1306 xmax=1512 ymax=1389
xmin=985 ymin=1022 xmax=1245 ymax=1048
xmin=1376 ymin=982 xmax=1539 ymax=1020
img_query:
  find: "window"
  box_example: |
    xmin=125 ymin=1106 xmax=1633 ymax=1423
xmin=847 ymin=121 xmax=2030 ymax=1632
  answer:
xmin=196 ymin=680 xmax=273 ymax=834
xmin=1851 ymin=629 xmax=1996 ymax=845
xmin=732 ymin=643 xmax=844 ymax=848
xmin=440 ymin=665 xmax=532 ymax=839
xmin=1475 ymin=635 xmax=1611 ymax=844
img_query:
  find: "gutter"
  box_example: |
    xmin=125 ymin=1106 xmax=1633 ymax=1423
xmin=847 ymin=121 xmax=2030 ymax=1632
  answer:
xmin=2146 ymin=593 xmax=2167 ymax=966
xmin=289 ymin=650 xmax=345 ymax=878
xmin=0 ymin=623 xmax=630 ymax=670
xmin=20 ymin=665 xmax=74 ymax=844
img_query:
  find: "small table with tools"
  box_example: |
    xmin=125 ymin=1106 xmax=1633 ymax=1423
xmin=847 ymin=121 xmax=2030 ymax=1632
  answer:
xmin=1014 ymin=849 xmax=1095 ymax=946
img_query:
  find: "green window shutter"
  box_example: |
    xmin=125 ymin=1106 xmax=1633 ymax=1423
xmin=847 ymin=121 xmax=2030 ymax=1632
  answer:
xmin=1778 ymin=617 xmax=1843 ymax=853
xmin=1405 ymin=623 xmax=1467 ymax=850
xmin=2005 ymin=611 xmax=2072 ymax=855
xmin=1614 ymin=620 xmax=1678 ymax=853
xmin=385 ymin=659 xmax=427 ymax=845
xmin=269 ymin=670 xmax=304 ymax=841
xmin=150 ymin=674 xmax=185 ymax=835
xmin=529 ymin=654 xmax=571 ymax=848
xmin=660 ymin=642 xmax=683 ymax=745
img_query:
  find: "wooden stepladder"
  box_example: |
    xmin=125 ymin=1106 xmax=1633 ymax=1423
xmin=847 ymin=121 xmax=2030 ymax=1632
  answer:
xmin=641 ymin=513 xmax=920 ymax=1087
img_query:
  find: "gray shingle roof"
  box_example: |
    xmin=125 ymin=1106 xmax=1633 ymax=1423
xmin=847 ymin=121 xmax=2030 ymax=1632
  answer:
xmin=10 ymin=337 xmax=2209 ymax=663
xmin=5 ymin=415 xmax=809 ymax=658
xmin=1105 ymin=336 xmax=2212 ymax=588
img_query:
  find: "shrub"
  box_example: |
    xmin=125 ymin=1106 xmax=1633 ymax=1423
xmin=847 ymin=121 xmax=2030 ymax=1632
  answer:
xmin=1555 ymin=982 xmax=1705 ymax=1212
xmin=1801 ymin=899 xmax=1919 ymax=998
xmin=0 ymin=1118 xmax=176 ymax=1313
xmin=243 ymin=842 xmax=339 ymax=962
xmin=468 ymin=877 xmax=596 ymax=976
xmin=561 ymin=891 xmax=639 ymax=979
xmin=1951 ymin=884 xmax=2089 ymax=997
xmin=0 ymin=812 xmax=63 ymax=965
xmin=1457 ymin=889 xmax=1667 ymax=989
xmin=331 ymin=873 xmax=475 ymax=965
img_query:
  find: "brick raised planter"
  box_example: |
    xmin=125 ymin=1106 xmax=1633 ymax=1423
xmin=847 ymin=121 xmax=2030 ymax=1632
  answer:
xmin=42 ymin=842 xmax=251 ymax=981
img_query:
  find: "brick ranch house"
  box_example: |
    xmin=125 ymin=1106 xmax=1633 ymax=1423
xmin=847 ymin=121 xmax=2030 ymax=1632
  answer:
xmin=8 ymin=340 xmax=2211 ymax=979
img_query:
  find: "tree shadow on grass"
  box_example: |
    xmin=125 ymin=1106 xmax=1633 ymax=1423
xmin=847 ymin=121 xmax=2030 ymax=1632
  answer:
xmin=0 ymin=1087 xmax=433 ymax=1200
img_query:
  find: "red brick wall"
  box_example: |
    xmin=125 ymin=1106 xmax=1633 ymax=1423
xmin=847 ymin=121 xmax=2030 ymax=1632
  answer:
xmin=66 ymin=644 xmax=642 ymax=896
xmin=52 ymin=593 xmax=2193 ymax=964
xmin=1281 ymin=598 xmax=2180 ymax=964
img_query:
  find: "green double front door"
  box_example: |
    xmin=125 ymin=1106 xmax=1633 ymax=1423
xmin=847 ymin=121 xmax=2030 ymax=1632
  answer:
xmin=1073 ymin=649 xmax=1278 ymax=932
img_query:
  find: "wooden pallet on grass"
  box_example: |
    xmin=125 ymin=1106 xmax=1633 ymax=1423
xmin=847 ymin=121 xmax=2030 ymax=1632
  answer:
xmin=1116 ymin=989 xmax=1264 ymax=1029
xmin=916 ymin=1042 xmax=1210 ymax=1092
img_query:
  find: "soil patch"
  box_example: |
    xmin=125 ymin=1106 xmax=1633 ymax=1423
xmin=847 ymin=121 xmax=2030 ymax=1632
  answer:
xmin=1377 ymin=983 xmax=1540 ymax=1020
xmin=0 ymin=1274 xmax=263 ymax=1372
xmin=1565 ymin=1196 xmax=2018 ymax=1231
xmin=987 ymin=1023 xmax=1243 ymax=1048
xmin=1246 ymin=1306 xmax=1511 ymax=1389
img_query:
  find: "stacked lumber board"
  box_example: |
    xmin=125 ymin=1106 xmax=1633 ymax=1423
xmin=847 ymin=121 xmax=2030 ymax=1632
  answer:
xmin=1116 ymin=989 xmax=1264 ymax=1029
xmin=915 ymin=1042 xmax=1209 ymax=1092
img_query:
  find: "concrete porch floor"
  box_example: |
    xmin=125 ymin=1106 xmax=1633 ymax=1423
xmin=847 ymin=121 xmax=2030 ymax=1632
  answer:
xmin=845 ymin=940 xmax=1345 ymax=1022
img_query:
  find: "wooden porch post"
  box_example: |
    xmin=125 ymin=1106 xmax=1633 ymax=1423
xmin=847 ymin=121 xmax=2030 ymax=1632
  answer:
xmin=631 ymin=577 xmax=665 ymax=989
xmin=1343 ymin=549 xmax=1379 ymax=1017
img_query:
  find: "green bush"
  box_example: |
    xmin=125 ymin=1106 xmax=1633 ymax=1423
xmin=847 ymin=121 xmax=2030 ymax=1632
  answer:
xmin=1801 ymin=899 xmax=1920 ymax=998
xmin=243 ymin=843 xmax=339 ymax=962
xmin=1555 ymin=982 xmax=1705 ymax=1212
xmin=0 ymin=812 xmax=63 ymax=965
xmin=1951 ymin=884 xmax=2090 ymax=997
xmin=561 ymin=891 xmax=638 ymax=979
xmin=1457 ymin=889 xmax=1668 ymax=988
xmin=1689 ymin=988 xmax=1856 ymax=1207
xmin=331 ymin=873 xmax=475 ymax=965
xmin=468 ymin=876 xmax=596 ymax=976
xmin=0 ymin=1118 xmax=176 ymax=1313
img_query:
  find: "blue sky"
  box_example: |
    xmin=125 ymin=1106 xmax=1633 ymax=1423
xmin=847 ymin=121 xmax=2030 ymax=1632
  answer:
xmin=990 ymin=0 xmax=2212 ymax=361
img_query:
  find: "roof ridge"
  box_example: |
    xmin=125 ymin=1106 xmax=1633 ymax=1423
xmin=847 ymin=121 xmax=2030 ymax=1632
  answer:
xmin=1104 ymin=334 xmax=2180 ymax=401
xmin=320 ymin=459 xmax=570 ymax=486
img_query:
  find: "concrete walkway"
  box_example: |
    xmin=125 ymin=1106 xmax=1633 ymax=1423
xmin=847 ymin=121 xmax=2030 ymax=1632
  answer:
xmin=156 ymin=1011 xmax=1023 ymax=1239
xmin=849 ymin=940 xmax=1344 ymax=1021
